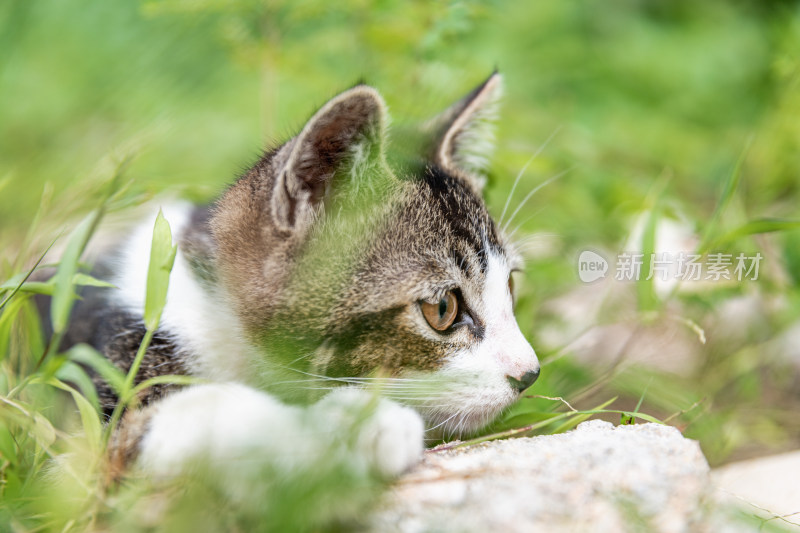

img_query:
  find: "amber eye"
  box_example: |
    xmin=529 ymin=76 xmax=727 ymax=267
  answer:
xmin=508 ymin=275 xmax=515 ymax=297
xmin=421 ymin=291 xmax=458 ymax=331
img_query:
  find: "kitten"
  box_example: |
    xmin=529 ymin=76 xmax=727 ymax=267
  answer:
xmin=55 ymin=72 xmax=540 ymax=479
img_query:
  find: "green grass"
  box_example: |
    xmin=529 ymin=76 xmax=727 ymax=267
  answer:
xmin=3 ymin=0 xmax=800 ymax=530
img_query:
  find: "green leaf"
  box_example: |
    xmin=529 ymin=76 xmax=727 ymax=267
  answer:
xmin=0 ymin=297 xmax=29 ymax=363
xmin=0 ymin=421 xmax=18 ymax=465
xmin=35 ymin=377 xmax=102 ymax=453
xmin=50 ymin=210 xmax=103 ymax=334
xmin=0 ymin=397 xmax=57 ymax=450
xmin=32 ymin=411 xmax=57 ymax=449
xmin=637 ymin=171 xmax=670 ymax=312
xmin=615 ymin=410 xmax=664 ymax=425
xmin=707 ymin=218 xmax=800 ymax=250
xmin=698 ymin=138 xmax=753 ymax=254
xmin=550 ymin=397 xmax=617 ymax=434
xmin=0 ymin=272 xmax=114 ymax=296
xmin=638 ymin=204 xmax=659 ymax=312
xmin=0 ymin=236 xmax=57 ymax=311
xmin=72 ymin=273 xmax=117 ymax=289
xmin=128 ymin=374 xmax=205 ymax=400
xmin=0 ymin=281 xmax=52 ymax=295
xmin=144 ymin=210 xmax=177 ymax=331
xmin=66 ymin=343 xmax=125 ymax=396
xmin=55 ymin=361 xmax=101 ymax=414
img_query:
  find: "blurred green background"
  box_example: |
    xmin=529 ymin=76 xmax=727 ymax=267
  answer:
xmin=2 ymin=0 xmax=800 ymax=530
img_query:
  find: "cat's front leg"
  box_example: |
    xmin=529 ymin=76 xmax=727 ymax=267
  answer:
xmin=129 ymin=383 xmax=424 ymax=481
xmin=309 ymin=387 xmax=425 ymax=478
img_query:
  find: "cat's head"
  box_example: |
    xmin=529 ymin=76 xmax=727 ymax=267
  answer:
xmin=210 ymin=73 xmax=540 ymax=437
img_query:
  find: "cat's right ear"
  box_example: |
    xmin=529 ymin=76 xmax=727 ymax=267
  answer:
xmin=270 ymin=85 xmax=387 ymax=233
xmin=426 ymin=72 xmax=503 ymax=192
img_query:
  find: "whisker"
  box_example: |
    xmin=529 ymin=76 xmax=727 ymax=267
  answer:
xmin=498 ymin=127 xmax=562 ymax=227
xmin=275 ymin=366 xmax=453 ymax=390
xmin=505 ymin=208 xmax=547 ymax=243
xmin=425 ymin=412 xmax=459 ymax=433
xmin=502 ymin=166 xmax=574 ymax=234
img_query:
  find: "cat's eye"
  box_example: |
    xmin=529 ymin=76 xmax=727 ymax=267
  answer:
xmin=421 ymin=291 xmax=458 ymax=332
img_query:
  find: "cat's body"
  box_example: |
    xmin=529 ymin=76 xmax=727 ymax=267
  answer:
xmin=53 ymin=73 xmax=540 ymax=480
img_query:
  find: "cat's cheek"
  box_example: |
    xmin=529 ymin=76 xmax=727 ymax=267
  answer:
xmin=419 ymin=348 xmax=519 ymax=435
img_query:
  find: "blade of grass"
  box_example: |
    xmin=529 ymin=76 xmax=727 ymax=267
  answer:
xmin=55 ymin=361 xmax=101 ymax=413
xmin=32 ymin=158 xmax=130 ymax=375
xmin=637 ymin=169 xmax=671 ymax=312
xmin=30 ymin=376 xmax=103 ymax=455
xmin=105 ymin=210 xmax=176 ymax=444
xmin=129 ymin=375 xmax=206 ymax=399
xmin=50 ymin=210 xmax=103 ymax=336
xmin=66 ymin=343 xmax=126 ymax=396
xmin=706 ymin=218 xmax=800 ymax=250
xmin=0 ymin=297 xmax=30 ymax=365
xmin=0 ymin=273 xmax=116 ymax=296
xmin=698 ymin=136 xmax=754 ymax=254
xmin=143 ymin=210 xmax=178 ymax=332
xmin=434 ymin=406 xmax=664 ymax=452
xmin=0 ymin=236 xmax=58 ymax=312
xmin=12 ymin=182 xmax=54 ymax=272
xmin=0 ymin=397 xmax=57 ymax=451
xmin=550 ymin=396 xmax=616 ymax=434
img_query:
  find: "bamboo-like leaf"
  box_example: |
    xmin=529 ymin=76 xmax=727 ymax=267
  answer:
xmin=105 ymin=213 xmax=178 ymax=442
xmin=66 ymin=343 xmax=125 ymax=396
xmin=638 ymin=204 xmax=659 ymax=312
xmin=550 ymin=397 xmax=616 ymax=434
xmin=613 ymin=410 xmax=664 ymax=425
xmin=0 ymin=297 xmax=29 ymax=363
xmin=55 ymin=361 xmax=101 ymax=414
xmin=0 ymin=272 xmax=115 ymax=296
xmin=50 ymin=210 xmax=102 ymax=334
xmin=698 ymin=138 xmax=753 ymax=253
xmin=0 ymin=236 xmax=57 ymax=311
xmin=0 ymin=421 xmax=18 ymax=465
xmin=32 ymin=411 xmax=57 ymax=449
xmin=128 ymin=374 xmax=206 ymax=400
xmin=72 ymin=273 xmax=117 ymax=289
xmin=707 ymin=218 xmax=800 ymax=250
xmin=571 ymin=409 xmax=664 ymax=425
xmin=144 ymin=210 xmax=177 ymax=331
xmin=34 ymin=377 xmax=102 ymax=453
xmin=0 ymin=397 xmax=57 ymax=450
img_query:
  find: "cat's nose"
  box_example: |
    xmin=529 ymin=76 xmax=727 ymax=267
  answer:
xmin=506 ymin=368 xmax=540 ymax=393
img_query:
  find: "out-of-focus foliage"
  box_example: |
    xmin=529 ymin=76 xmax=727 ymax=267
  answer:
xmin=2 ymin=0 xmax=800 ymax=530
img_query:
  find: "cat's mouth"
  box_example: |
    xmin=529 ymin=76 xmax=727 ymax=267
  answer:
xmin=394 ymin=383 xmax=520 ymax=440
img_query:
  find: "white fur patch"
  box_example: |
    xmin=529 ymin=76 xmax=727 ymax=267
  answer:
xmin=138 ymin=383 xmax=424 ymax=480
xmin=112 ymin=203 xmax=256 ymax=382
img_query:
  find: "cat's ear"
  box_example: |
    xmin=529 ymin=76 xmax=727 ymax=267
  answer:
xmin=271 ymin=85 xmax=386 ymax=231
xmin=429 ymin=72 xmax=503 ymax=190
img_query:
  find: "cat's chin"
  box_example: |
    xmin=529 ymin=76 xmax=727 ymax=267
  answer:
xmin=414 ymin=392 xmax=518 ymax=441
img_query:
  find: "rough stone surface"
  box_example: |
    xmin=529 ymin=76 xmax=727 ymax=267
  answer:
xmin=370 ymin=420 xmax=715 ymax=533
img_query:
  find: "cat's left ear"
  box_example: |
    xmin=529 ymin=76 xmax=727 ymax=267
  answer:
xmin=429 ymin=72 xmax=503 ymax=190
xmin=270 ymin=85 xmax=387 ymax=233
